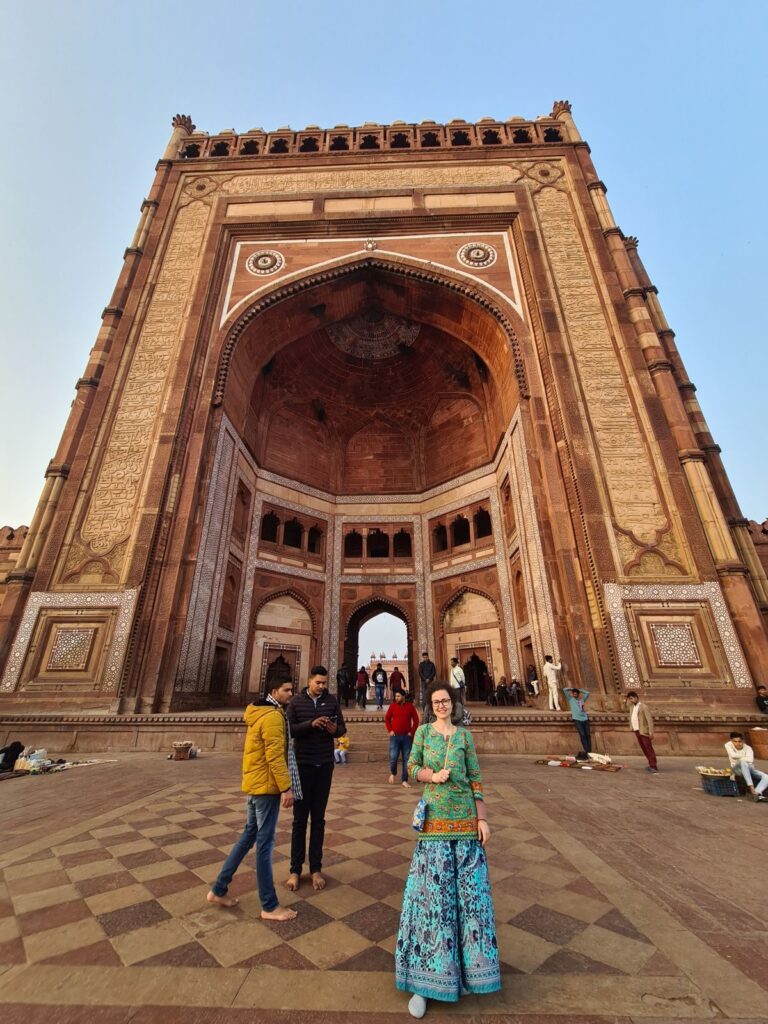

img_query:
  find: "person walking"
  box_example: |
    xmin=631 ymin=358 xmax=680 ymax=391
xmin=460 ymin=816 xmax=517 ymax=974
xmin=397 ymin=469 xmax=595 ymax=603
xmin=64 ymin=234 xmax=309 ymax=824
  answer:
xmin=395 ymin=681 xmax=500 ymax=1017
xmin=385 ymin=689 xmax=420 ymax=787
xmin=207 ymin=678 xmax=298 ymax=921
xmin=286 ymin=666 xmax=346 ymax=892
xmin=390 ymin=665 xmax=406 ymax=694
xmin=372 ymin=662 xmax=388 ymax=711
xmin=418 ymin=652 xmax=436 ymax=708
xmin=625 ymin=691 xmax=658 ymax=772
xmin=356 ymin=665 xmax=369 ymax=709
xmin=562 ymin=684 xmax=591 ymax=753
xmin=543 ymin=655 xmax=562 ymax=711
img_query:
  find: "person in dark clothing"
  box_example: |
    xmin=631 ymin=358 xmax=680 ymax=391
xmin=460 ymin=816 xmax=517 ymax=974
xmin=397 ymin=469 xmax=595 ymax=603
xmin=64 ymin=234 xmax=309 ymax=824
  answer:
xmin=756 ymin=685 xmax=768 ymax=715
xmin=286 ymin=666 xmax=346 ymax=892
xmin=390 ymin=665 xmax=406 ymax=694
xmin=0 ymin=740 xmax=24 ymax=771
xmin=418 ymin=652 xmax=436 ymax=707
xmin=372 ymin=662 xmax=388 ymax=710
xmin=336 ymin=664 xmax=352 ymax=708
xmin=356 ymin=666 xmax=369 ymax=708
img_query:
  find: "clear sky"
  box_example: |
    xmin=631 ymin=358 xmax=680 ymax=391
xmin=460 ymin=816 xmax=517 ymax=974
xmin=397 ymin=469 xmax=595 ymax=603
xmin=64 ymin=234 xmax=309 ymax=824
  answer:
xmin=1 ymin=0 xmax=766 ymax=570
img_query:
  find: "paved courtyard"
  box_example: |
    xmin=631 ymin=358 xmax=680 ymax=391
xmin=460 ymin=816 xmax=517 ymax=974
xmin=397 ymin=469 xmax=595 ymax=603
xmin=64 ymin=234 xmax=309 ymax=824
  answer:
xmin=0 ymin=749 xmax=766 ymax=1023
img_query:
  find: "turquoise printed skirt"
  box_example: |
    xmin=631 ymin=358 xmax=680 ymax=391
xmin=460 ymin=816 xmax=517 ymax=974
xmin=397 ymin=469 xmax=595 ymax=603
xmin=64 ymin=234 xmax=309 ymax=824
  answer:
xmin=395 ymin=838 xmax=501 ymax=1002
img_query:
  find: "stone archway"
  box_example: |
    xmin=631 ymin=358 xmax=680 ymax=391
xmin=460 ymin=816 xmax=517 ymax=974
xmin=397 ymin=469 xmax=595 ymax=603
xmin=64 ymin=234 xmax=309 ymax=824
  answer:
xmin=342 ymin=597 xmax=413 ymax=696
xmin=440 ymin=588 xmax=504 ymax=702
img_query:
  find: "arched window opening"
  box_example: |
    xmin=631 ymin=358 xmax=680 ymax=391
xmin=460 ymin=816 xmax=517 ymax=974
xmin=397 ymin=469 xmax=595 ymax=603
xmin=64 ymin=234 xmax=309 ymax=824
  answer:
xmin=269 ymin=138 xmax=289 ymax=153
xmin=543 ymin=127 xmax=562 ymax=142
xmin=283 ymin=519 xmax=303 ymax=549
xmin=451 ymin=515 xmax=470 ymax=547
xmin=344 ymin=530 xmax=363 ymax=558
xmin=307 ymin=525 xmax=323 ymax=554
xmin=232 ymin=482 xmax=251 ymax=546
xmin=390 ymin=132 xmax=410 ymax=148
xmin=260 ymin=511 xmax=279 ymax=543
xmin=451 ymin=130 xmax=471 ymax=146
xmin=330 ymin=135 xmax=349 ymax=151
xmin=393 ymin=529 xmax=412 ymax=558
xmin=240 ymin=139 xmax=259 ymax=155
xmin=360 ymin=134 xmax=380 ymax=150
xmin=367 ymin=529 xmax=389 ymax=558
xmin=481 ymin=129 xmax=501 ymax=145
xmin=433 ymin=524 xmax=448 ymax=553
xmin=474 ymin=508 xmax=493 ymax=539
xmin=181 ymin=143 xmax=200 ymax=158
xmin=514 ymin=569 xmax=529 ymax=624
xmin=211 ymin=141 xmax=230 ymax=157
xmin=299 ymin=136 xmax=319 ymax=152
xmin=513 ymin=128 xmax=531 ymax=144
xmin=421 ymin=131 xmax=440 ymax=147
xmin=220 ymin=573 xmax=238 ymax=630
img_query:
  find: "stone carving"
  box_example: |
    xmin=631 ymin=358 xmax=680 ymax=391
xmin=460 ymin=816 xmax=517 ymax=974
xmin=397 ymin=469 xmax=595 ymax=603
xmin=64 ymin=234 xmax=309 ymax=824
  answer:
xmin=507 ymin=412 xmax=559 ymax=664
xmin=221 ymin=165 xmax=522 ymax=197
xmin=457 ymin=242 xmax=497 ymax=269
xmin=534 ymin=187 xmax=681 ymax=566
xmin=0 ymin=590 xmax=138 ymax=692
xmin=79 ymin=201 xmax=210 ymax=564
xmin=604 ymin=582 xmax=752 ymax=688
xmin=649 ymin=623 xmax=702 ymax=668
xmin=172 ymin=114 xmax=196 ymax=133
xmin=327 ymin=311 xmax=420 ymax=361
xmin=245 ymin=250 xmax=285 ymax=276
xmin=47 ymin=627 xmax=95 ymax=672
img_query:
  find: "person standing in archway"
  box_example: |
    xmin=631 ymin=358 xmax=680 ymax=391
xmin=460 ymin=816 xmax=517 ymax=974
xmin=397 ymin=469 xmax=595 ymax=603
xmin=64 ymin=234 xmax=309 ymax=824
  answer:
xmin=390 ymin=664 xmax=406 ymax=695
xmin=418 ymin=652 xmax=436 ymax=708
xmin=356 ymin=665 xmax=369 ymax=709
xmin=286 ymin=666 xmax=346 ymax=892
xmin=336 ymin=663 xmax=352 ymax=708
xmin=372 ymin=662 xmax=388 ymax=711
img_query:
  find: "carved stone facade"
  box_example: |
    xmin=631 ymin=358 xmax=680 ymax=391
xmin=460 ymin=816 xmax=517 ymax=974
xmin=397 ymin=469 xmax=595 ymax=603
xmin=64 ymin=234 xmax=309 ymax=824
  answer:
xmin=2 ymin=105 xmax=766 ymax=713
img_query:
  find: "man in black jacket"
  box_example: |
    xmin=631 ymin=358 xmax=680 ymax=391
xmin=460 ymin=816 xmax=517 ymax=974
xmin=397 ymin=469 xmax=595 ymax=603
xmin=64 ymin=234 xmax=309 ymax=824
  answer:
xmin=285 ymin=665 xmax=346 ymax=892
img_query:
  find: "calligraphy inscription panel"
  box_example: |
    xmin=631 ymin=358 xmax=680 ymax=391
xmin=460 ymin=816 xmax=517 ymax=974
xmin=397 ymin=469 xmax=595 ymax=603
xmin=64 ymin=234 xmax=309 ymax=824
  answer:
xmin=80 ymin=202 xmax=211 ymax=561
xmin=534 ymin=187 xmax=671 ymax=556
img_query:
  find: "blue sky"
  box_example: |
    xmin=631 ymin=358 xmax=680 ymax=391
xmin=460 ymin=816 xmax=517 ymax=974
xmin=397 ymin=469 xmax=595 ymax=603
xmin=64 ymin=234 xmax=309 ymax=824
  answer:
xmin=1 ymin=0 xmax=766 ymax=571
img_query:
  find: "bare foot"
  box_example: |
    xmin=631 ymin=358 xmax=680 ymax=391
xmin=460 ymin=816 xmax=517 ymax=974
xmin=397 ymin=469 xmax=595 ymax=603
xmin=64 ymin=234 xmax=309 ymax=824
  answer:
xmin=285 ymin=873 xmax=300 ymax=891
xmin=402 ymin=781 xmax=411 ymax=788
xmin=388 ymin=774 xmax=396 ymax=784
xmin=311 ymin=871 xmax=327 ymax=891
xmin=207 ymin=890 xmax=239 ymax=908
xmin=261 ymin=905 xmax=298 ymax=921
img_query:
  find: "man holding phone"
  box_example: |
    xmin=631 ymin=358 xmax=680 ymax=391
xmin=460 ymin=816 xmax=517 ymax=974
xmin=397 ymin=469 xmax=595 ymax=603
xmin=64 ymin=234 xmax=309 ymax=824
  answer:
xmin=286 ymin=665 xmax=347 ymax=892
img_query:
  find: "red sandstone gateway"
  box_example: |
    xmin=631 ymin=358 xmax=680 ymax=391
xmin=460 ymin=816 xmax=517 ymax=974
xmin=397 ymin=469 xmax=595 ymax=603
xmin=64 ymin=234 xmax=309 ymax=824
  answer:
xmin=1 ymin=105 xmax=766 ymax=757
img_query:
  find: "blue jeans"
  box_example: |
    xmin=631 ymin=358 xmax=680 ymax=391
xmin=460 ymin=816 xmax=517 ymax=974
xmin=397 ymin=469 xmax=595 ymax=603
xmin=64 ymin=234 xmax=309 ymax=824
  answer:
xmin=212 ymin=794 xmax=280 ymax=911
xmin=574 ymin=719 xmax=591 ymax=753
xmin=375 ymin=684 xmax=385 ymax=708
xmin=736 ymin=762 xmax=768 ymax=795
xmin=389 ymin=734 xmax=413 ymax=781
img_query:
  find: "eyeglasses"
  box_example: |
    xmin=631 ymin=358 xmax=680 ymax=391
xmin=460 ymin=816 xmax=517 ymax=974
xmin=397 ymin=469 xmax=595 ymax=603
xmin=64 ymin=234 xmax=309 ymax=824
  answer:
xmin=432 ymin=699 xmax=451 ymax=708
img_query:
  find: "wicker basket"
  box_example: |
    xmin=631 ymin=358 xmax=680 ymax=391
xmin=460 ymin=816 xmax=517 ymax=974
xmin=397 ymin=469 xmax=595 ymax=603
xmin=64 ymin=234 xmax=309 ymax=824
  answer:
xmin=171 ymin=741 xmax=194 ymax=761
xmin=700 ymin=773 xmax=739 ymax=797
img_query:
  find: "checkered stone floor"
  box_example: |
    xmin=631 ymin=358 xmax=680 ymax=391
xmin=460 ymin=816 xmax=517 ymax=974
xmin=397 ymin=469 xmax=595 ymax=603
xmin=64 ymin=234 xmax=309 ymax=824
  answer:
xmin=0 ymin=752 xmax=766 ymax=1022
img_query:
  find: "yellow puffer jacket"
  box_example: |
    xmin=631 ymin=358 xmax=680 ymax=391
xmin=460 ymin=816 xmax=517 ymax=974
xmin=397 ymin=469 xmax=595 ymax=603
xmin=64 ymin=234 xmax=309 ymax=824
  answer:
xmin=241 ymin=702 xmax=291 ymax=795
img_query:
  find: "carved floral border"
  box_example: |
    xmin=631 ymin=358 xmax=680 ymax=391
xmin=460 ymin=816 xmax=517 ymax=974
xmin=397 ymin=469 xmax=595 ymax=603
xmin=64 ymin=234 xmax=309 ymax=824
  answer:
xmin=0 ymin=589 xmax=138 ymax=693
xmin=604 ymin=581 xmax=752 ymax=688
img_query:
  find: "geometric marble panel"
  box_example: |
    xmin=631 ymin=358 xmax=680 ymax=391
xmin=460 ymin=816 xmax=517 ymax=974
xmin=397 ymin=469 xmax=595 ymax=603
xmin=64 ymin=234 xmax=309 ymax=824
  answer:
xmin=46 ymin=627 xmax=96 ymax=672
xmin=649 ymin=623 xmax=701 ymax=668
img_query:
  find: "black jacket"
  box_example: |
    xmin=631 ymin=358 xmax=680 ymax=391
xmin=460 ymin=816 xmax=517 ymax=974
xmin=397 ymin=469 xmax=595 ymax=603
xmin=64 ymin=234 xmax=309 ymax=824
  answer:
xmin=287 ymin=687 xmax=347 ymax=765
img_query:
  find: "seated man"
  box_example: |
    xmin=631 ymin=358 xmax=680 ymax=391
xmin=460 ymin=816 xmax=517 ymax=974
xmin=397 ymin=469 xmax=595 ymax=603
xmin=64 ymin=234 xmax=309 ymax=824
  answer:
xmin=495 ymin=677 xmax=509 ymax=707
xmin=724 ymin=732 xmax=768 ymax=802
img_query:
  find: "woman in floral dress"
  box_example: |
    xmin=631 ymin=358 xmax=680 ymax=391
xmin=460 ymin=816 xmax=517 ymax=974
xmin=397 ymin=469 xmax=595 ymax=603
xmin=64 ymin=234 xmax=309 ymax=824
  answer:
xmin=395 ymin=681 xmax=500 ymax=1017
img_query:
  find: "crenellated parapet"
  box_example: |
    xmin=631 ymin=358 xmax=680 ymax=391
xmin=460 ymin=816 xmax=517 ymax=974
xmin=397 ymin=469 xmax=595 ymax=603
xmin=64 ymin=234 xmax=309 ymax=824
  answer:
xmin=173 ymin=113 xmax=571 ymax=161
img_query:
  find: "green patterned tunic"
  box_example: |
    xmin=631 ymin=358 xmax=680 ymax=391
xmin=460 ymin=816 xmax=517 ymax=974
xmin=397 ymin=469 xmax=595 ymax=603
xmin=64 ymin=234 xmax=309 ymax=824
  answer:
xmin=408 ymin=724 xmax=484 ymax=840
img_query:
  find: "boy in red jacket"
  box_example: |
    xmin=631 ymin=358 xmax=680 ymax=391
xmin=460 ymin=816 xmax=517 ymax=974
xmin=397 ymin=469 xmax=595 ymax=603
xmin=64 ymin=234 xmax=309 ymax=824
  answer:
xmin=385 ymin=690 xmax=420 ymax=787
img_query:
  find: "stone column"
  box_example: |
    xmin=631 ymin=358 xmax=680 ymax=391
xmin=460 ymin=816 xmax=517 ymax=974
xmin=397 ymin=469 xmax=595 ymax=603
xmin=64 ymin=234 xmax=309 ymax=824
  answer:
xmin=161 ymin=114 xmax=196 ymax=161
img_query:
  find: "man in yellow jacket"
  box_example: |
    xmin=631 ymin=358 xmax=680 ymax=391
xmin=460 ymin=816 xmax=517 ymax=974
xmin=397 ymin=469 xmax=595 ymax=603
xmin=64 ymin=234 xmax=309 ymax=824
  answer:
xmin=207 ymin=679 xmax=298 ymax=921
